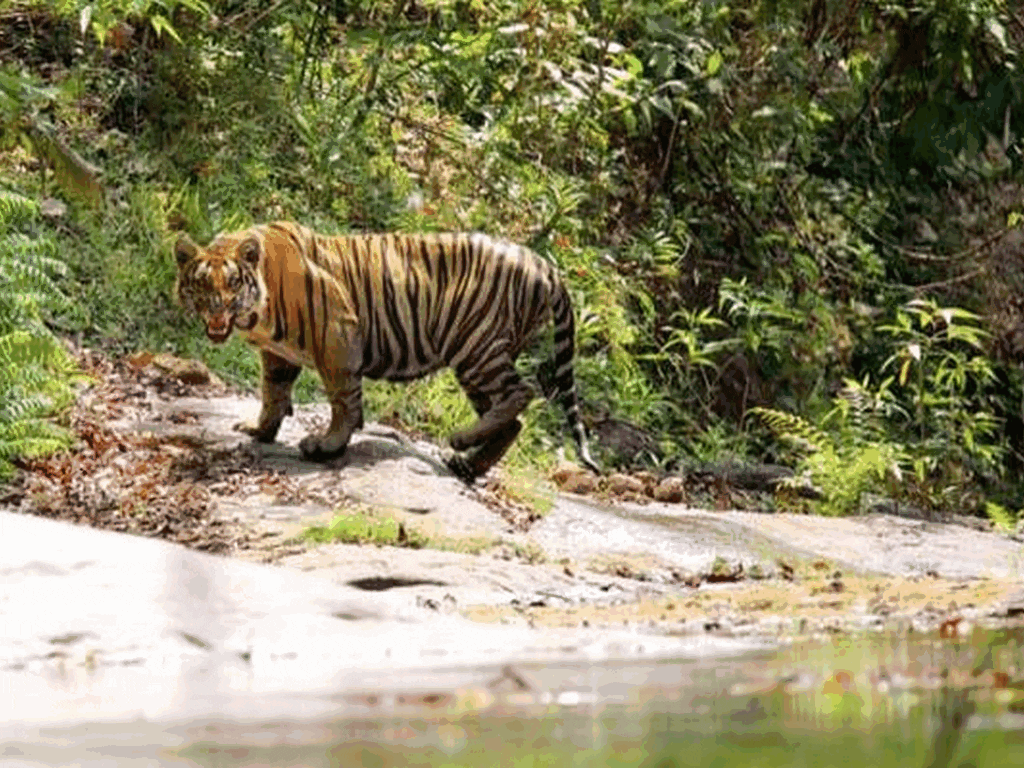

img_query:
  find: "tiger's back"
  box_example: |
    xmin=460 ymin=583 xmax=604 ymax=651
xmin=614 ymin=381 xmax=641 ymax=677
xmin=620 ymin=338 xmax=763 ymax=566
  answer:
xmin=175 ymin=221 xmax=599 ymax=479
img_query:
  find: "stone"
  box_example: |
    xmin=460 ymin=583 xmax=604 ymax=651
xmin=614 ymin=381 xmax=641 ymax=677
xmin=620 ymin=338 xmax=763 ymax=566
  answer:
xmin=606 ymin=473 xmax=645 ymax=496
xmin=653 ymin=476 xmax=685 ymax=503
xmin=551 ymin=462 xmax=598 ymax=494
xmin=151 ymin=353 xmax=222 ymax=386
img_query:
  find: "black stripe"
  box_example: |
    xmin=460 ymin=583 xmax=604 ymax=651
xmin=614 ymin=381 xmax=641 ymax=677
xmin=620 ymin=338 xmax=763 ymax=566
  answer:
xmin=273 ymin=280 xmax=287 ymax=342
xmin=361 ymin=247 xmax=378 ymax=373
xmin=319 ymin=278 xmax=329 ymax=365
xmin=420 ymin=239 xmax=434 ymax=281
xmin=405 ymin=259 xmax=429 ymax=368
xmin=381 ymin=263 xmax=409 ymax=372
xmin=305 ymin=272 xmax=317 ymax=359
xmin=427 ymin=240 xmax=447 ymax=343
xmin=531 ymin=274 xmax=544 ymax=315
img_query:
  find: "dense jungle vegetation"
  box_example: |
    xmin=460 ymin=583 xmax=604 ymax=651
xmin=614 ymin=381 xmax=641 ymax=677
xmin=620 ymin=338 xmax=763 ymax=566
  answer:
xmin=2 ymin=0 xmax=1024 ymax=520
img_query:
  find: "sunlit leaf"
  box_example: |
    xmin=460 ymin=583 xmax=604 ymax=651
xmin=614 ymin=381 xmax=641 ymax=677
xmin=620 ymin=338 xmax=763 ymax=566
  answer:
xmin=79 ymin=4 xmax=92 ymax=36
xmin=148 ymin=15 xmax=182 ymax=44
xmin=705 ymin=50 xmax=722 ymax=76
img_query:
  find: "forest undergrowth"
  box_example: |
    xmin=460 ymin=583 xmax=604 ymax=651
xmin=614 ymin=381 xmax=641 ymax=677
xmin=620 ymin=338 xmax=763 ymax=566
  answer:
xmin=2 ymin=0 xmax=1024 ymax=522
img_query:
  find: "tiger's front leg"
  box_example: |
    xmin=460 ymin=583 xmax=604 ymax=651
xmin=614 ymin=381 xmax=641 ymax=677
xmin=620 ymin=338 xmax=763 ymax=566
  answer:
xmin=235 ymin=349 xmax=301 ymax=443
xmin=298 ymin=370 xmax=364 ymax=461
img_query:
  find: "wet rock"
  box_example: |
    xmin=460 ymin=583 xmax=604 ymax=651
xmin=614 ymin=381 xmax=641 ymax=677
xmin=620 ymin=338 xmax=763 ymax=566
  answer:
xmin=634 ymin=471 xmax=658 ymax=497
xmin=151 ymin=353 xmax=222 ymax=386
xmin=606 ymin=473 xmax=645 ymax=496
xmin=126 ymin=351 xmax=223 ymax=387
xmin=551 ymin=463 xmax=598 ymax=494
xmin=653 ymin=477 xmax=685 ymax=503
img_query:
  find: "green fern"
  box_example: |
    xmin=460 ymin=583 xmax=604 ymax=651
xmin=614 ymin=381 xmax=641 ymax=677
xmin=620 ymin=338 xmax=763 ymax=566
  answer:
xmin=0 ymin=332 xmax=77 ymax=480
xmin=0 ymin=193 xmax=70 ymax=336
xmin=0 ymin=192 xmax=78 ymax=480
xmin=984 ymin=502 xmax=1019 ymax=532
xmin=750 ymin=407 xmax=831 ymax=455
xmin=752 ymin=380 xmax=905 ymax=516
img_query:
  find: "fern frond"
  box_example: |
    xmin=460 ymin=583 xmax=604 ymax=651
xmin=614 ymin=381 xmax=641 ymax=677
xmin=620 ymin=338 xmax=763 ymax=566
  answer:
xmin=0 ymin=331 xmax=77 ymax=474
xmin=0 ymin=393 xmax=59 ymax=423
xmin=0 ymin=194 xmax=78 ymax=476
xmin=984 ymin=502 xmax=1018 ymax=532
xmin=0 ymin=190 xmax=38 ymax=226
xmin=0 ymin=241 xmax=67 ymax=278
xmin=0 ymin=433 xmax=71 ymax=481
xmin=824 ymin=378 xmax=893 ymax=449
xmin=750 ymin=406 xmax=831 ymax=454
xmin=753 ymin=398 xmax=906 ymax=516
xmin=0 ymin=419 xmax=70 ymax=454
xmin=0 ymin=331 xmax=72 ymax=369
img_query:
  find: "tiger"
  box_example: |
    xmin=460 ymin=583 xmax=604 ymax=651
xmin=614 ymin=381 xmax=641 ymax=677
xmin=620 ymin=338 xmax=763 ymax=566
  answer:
xmin=174 ymin=221 xmax=600 ymax=480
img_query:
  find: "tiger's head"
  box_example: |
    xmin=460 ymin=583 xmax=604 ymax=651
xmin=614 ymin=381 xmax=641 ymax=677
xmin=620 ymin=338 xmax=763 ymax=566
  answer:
xmin=174 ymin=230 xmax=266 ymax=344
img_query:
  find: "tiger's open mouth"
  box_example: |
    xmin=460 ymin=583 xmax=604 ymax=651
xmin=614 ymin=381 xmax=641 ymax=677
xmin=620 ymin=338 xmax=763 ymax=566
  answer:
xmin=206 ymin=315 xmax=235 ymax=343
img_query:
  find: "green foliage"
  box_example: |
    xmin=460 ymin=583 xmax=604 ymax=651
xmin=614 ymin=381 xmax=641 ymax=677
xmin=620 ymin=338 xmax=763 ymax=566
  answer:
xmin=0 ymin=192 xmax=77 ymax=479
xmin=302 ymin=512 xmax=428 ymax=548
xmin=0 ymin=332 xmax=78 ymax=480
xmin=879 ymin=299 xmax=1003 ymax=508
xmin=0 ymin=192 xmax=67 ymax=333
xmin=983 ymin=501 xmax=1019 ymax=532
xmin=753 ymin=379 xmax=906 ymax=516
xmin=364 ymin=370 xmax=476 ymax=444
xmin=0 ymin=69 xmax=101 ymax=205
xmin=5 ymin=0 xmax=1024 ymax=510
xmin=53 ymin=0 xmax=212 ymax=45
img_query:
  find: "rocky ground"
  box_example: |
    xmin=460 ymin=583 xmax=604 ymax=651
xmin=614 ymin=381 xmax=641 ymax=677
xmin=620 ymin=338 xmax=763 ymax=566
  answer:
xmin=5 ymin=347 xmax=1024 ymax=764
xmin=4 ymin=348 xmax=1024 ymax=641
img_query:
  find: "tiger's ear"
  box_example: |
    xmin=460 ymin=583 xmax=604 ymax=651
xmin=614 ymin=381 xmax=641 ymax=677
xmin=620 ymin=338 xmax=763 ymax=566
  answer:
xmin=175 ymin=233 xmax=198 ymax=267
xmin=239 ymin=236 xmax=261 ymax=267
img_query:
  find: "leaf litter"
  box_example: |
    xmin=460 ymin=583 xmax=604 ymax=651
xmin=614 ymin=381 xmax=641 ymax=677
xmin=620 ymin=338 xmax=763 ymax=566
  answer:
xmin=3 ymin=347 xmax=294 ymax=553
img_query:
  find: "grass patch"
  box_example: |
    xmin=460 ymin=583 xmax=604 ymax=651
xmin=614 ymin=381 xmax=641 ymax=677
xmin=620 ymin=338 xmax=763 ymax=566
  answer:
xmin=496 ymin=455 xmax=557 ymax=516
xmin=427 ymin=535 xmax=497 ymax=555
xmin=302 ymin=512 xmax=429 ymax=548
xmin=363 ymin=369 xmax=476 ymax=442
xmin=299 ymin=511 xmax=549 ymax=562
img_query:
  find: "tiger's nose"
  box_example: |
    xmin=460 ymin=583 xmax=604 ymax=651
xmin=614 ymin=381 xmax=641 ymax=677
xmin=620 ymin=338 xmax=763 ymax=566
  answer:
xmin=207 ymin=312 xmax=231 ymax=333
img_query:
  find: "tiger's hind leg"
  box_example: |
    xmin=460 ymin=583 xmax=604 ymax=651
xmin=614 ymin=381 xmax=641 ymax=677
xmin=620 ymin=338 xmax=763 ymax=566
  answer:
xmin=447 ymin=419 xmax=523 ymax=482
xmin=236 ymin=349 xmax=301 ymax=443
xmin=450 ymin=355 xmax=534 ymax=451
xmin=448 ymin=355 xmax=533 ymax=478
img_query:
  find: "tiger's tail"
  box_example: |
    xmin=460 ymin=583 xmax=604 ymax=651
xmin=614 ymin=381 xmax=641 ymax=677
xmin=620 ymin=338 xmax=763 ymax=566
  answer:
xmin=551 ymin=281 xmax=600 ymax=474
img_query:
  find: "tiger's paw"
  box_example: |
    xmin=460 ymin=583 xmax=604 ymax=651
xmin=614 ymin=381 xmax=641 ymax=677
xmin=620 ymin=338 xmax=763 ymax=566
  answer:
xmin=298 ymin=433 xmax=349 ymax=462
xmin=449 ymin=433 xmax=472 ymax=452
xmin=445 ymin=455 xmax=482 ymax=485
xmin=234 ymin=420 xmax=280 ymax=443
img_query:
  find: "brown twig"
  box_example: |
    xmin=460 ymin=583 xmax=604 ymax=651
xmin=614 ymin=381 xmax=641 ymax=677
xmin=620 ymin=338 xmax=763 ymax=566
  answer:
xmin=912 ymin=266 xmax=987 ymax=296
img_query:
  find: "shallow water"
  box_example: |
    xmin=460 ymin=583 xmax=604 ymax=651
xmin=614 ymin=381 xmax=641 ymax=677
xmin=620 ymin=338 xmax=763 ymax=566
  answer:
xmin=5 ymin=629 xmax=1022 ymax=767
